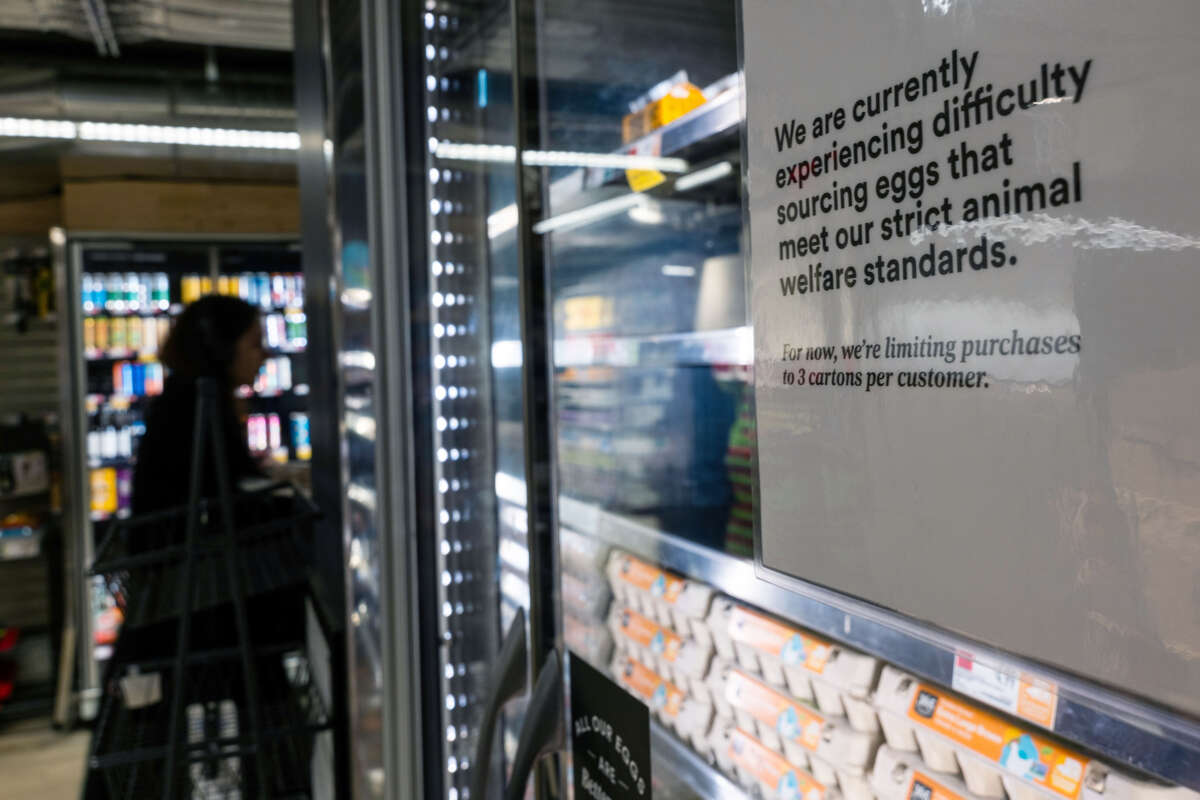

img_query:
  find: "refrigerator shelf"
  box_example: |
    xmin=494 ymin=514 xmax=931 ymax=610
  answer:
xmin=650 ymin=718 xmax=749 ymax=800
xmin=553 ymin=326 xmax=753 ymax=369
xmin=498 ymin=473 xmax=1200 ymax=792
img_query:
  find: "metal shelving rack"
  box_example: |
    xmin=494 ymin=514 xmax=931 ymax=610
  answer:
xmin=495 ymin=471 xmax=1200 ymax=793
xmin=54 ymin=231 xmax=308 ymax=723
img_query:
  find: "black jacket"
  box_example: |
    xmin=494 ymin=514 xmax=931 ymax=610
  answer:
xmin=132 ymin=376 xmax=262 ymax=515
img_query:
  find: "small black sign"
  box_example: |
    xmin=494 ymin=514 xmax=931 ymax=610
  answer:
xmin=569 ymin=651 xmax=651 ymax=800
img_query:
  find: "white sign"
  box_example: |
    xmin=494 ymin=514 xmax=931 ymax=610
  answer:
xmin=744 ymin=0 xmax=1200 ymax=715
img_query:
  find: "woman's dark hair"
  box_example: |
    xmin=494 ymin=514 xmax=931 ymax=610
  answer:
xmin=160 ymin=295 xmax=260 ymax=380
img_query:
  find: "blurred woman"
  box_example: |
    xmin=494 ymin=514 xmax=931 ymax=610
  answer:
xmin=133 ymin=295 xmax=266 ymax=514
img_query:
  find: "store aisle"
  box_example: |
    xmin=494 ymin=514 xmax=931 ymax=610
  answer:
xmin=0 ymin=717 xmax=88 ymax=800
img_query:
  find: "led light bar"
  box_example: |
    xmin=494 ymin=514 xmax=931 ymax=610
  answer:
xmin=434 ymin=141 xmax=688 ymax=173
xmin=0 ymin=116 xmax=299 ymax=150
xmin=531 ymin=192 xmax=648 ymax=235
xmin=675 ymin=160 xmax=734 ymax=191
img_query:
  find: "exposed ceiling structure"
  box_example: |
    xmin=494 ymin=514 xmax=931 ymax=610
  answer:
xmin=0 ymin=3 xmax=298 ymax=203
xmin=0 ymin=0 xmax=292 ymax=55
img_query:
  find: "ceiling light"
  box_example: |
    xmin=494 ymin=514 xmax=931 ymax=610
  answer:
xmin=0 ymin=116 xmax=299 ymax=150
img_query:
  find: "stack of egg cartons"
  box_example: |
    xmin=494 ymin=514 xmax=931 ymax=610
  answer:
xmin=697 ymin=596 xmax=882 ymax=800
xmin=873 ymin=667 xmax=1197 ymax=800
xmin=560 ymin=528 xmax=614 ymax=669
xmin=712 ymin=723 xmax=842 ymax=800
xmin=604 ymin=550 xmax=716 ymax=751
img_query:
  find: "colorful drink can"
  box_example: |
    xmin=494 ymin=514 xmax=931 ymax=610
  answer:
xmin=290 ymin=413 xmax=311 ymax=460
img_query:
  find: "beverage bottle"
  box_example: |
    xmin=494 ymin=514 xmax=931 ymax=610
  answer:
xmin=200 ymin=275 xmax=213 ymax=295
xmin=101 ymin=416 xmax=119 ymax=460
xmin=245 ymin=272 xmax=259 ymax=306
xmin=290 ymin=413 xmax=312 ymax=460
xmin=87 ymin=429 xmax=101 ymax=463
xmin=132 ymin=363 xmax=146 ymax=397
xmin=278 ymin=356 xmax=292 ymax=390
xmin=268 ymin=413 xmax=282 ymax=450
xmin=118 ymin=417 xmax=133 ymax=458
xmin=83 ymin=317 xmax=96 ymax=351
xmin=94 ymin=274 xmax=107 ymax=310
xmin=154 ymin=272 xmax=170 ymax=310
xmin=116 ymin=468 xmax=132 ymax=514
xmin=120 ymin=362 xmax=134 ymax=396
xmin=142 ymin=316 xmax=157 ymax=355
xmin=110 ymin=316 xmax=127 ymax=351
xmin=82 ymin=273 xmax=95 ymax=313
xmin=257 ymin=273 xmax=272 ymax=309
xmin=181 ymin=274 xmax=199 ymax=304
xmin=96 ymin=317 xmax=110 ymax=350
xmin=127 ymin=315 xmax=142 ymax=352
xmin=125 ymin=272 xmax=140 ymax=310
xmin=106 ymin=273 xmax=123 ymax=312
xmin=271 ymin=273 xmax=285 ymax=307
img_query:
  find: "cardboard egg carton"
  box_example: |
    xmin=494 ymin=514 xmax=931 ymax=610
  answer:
xmin=717 ymin=665 xmax=880 ymax=783
xmin=609 ymin=653 xmax=712 ymax=745
xmin=604 ymin=550 xmax=714 ymax=632
xmin=872 ymin=666 xmax=1183 ymax=800
xmin=561 ymin=568 xmax=612 ymax=622
xmin=607 ymin=604 xmax=713 ymax=686
xmin=560 ymin=526 xmax=610 ymax=577
xmin=873 ymin=744 xmax=989 ymax=800
xmin=704 ymin=596 xmax=882 ymax=734
xmin=710 ymin=722 xmax=845 ymax=800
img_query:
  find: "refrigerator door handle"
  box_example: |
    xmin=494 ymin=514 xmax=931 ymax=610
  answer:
xmin=502 ymin=652 xmax=565 ymax=800
xmin=469 ymin=607 xmax=530 ymax=800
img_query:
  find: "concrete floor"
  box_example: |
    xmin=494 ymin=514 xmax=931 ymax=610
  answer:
xmin=0 ymin=717 xmax=89 ymax=800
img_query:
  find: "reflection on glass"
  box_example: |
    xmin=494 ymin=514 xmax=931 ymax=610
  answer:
xmin=532 ymin=0 xmax=749 ymax=557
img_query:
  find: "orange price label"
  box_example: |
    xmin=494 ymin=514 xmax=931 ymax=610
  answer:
xmin=617 ymin=607 xmax=682 ymax=661
xmin=728 ymin=606 xmax=831 ymax=673
xmin=908 ymin=685 xmax=1087 ymax=799
xmin=728 ymin=728 xmax=826 ymax=800
xmin=725 ymin=670 xmax=824 ymax=751
xmin=618 ymin=657 xmax=684 ymax=717
xmin=617 ymin=555 xmax=684 ymax=602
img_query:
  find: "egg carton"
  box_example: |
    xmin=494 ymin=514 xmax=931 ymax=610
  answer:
xmin=718 ymin=666 xmax=880 ymax=778
xmin=611 ymin=654 xmax=689 ymax=729
xmin=874 ymin=667 xmax=1163 ymax=800
xmin=718 ymin=723 xmax=845 ymax=800
xmin=562 ymin=568 xmax=612 ymax=622
xmin=703 ymin=658 xmax=739 ymax=722
xmin=704 ymin=597 xmax=882 ymax=734
xmin=560 ymin=525 xmax=610 ymax=577
xmin=873 ymin=745 xmax=988 ymax=800
xmin=604 ymin=550 xmax=714 ymax=632
xmin=607 ymin=603 xmax=715 ymax=688
xmin=564 ymin=612 xmax=613 ymax=669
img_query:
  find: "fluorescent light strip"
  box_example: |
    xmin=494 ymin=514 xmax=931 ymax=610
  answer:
xmin=0 ymin=116 xmax=299 ymax=150
xmin=0 ymin=117 xmax=76 ymax=139
xmin=675 ymin=160 xmax=734 ymax=191
xmin=434 ymin=141 xmax=688 ymax=173
xmin=531 ymin=192 xmax=648 ymax=235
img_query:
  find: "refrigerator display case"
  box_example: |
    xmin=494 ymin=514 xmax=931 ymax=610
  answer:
xmin=329 ymin=1 xmax=1200 ymax=800
xmin=55 ymin=232 xmax=310 ymax=720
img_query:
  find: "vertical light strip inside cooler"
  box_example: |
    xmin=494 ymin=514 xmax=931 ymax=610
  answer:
xmin=423 ymin=7 xmax=502 ymax=798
